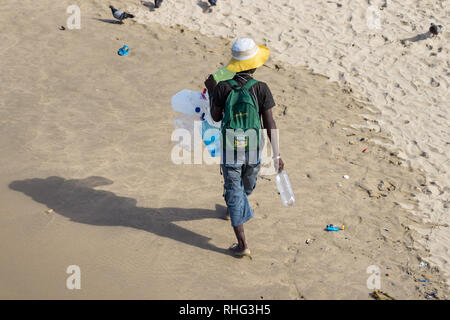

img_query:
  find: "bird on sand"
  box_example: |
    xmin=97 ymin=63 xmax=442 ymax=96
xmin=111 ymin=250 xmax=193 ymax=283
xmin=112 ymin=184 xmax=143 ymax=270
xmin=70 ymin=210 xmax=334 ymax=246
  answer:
xmin=429 ymin=23 xmax=443 ymax=37
xmin=109 ymin=5 xmax=135 ymax=24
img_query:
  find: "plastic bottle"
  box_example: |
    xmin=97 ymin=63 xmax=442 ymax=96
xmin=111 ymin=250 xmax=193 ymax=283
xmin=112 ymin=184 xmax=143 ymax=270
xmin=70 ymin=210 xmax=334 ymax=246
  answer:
xmin=275 ymin=170 xmax=295 ymax=207
xmin=326 ymin=225 xmax=344 ymax=231
xmin=174 ymin=113 xmax=221 ymax=157
xmin=202 ymin=120 xmax=221 ymax=158
xmin=173 ymin=114 xmax=200 ymax=152
xmin=199 ymin=93 xmax=221 ymax=157
xmin=213 ymin=66 xmax=235 ymax=83
xmin=172 ymin=89 xmax=209 ymax=116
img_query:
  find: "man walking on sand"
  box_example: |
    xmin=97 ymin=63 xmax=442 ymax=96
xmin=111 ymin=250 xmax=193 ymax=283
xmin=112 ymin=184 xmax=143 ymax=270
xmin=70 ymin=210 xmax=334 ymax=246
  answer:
xmin=204 ymin=38 xmax=284 ymax=257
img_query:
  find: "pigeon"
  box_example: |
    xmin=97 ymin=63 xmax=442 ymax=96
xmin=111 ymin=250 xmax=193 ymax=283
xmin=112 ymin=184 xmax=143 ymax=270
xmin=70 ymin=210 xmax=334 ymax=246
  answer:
xmin=429 ymin=23 xmax=442 ymax=37
xmin=208 ymin=0 xmax=217 ymax=6
xmin=109 ymin=5 xmax=134 ymax=24
xmin=154 ymin=0 xmax=163 ymax=8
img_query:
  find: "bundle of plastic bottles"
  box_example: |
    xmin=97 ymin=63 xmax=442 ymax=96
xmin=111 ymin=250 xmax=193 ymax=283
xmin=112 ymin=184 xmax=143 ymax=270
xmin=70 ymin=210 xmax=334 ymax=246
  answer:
xmin=171 ymin=66 xmax=235 ymax=157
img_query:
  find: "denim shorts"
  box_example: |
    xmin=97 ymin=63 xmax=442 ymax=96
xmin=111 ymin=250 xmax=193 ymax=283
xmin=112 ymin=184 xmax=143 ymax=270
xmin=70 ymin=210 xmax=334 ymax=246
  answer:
xmin=221 ymin=162 xmax=261 ymax=227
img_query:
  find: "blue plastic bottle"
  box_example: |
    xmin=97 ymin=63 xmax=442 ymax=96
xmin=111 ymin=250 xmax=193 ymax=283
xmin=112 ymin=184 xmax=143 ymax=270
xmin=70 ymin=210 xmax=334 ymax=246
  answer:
xmin=201 ymin=120 xmax=221 ymax=157
xmin=326 ymin=224 xmax=344 ymax=231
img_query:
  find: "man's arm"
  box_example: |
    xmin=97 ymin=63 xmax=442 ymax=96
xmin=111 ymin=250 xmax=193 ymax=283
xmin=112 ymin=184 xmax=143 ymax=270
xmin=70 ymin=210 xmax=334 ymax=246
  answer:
xmin=204 ymin=74 xmax=223 ymax=122
xmin=210 ymin=102 xmax=223 ymax=122
xmin=261 ymin=109 xmax=285 ymax=172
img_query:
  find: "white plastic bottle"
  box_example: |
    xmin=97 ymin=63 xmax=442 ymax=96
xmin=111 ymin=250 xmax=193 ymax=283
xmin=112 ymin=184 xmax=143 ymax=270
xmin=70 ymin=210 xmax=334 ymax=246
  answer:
xmin=171 ymin=89 xmax=209 ymax=116
xmin=173 ymin=114 xmax=199 ymax=152
xmin=275 ymin=170 xmax=295 ymax=207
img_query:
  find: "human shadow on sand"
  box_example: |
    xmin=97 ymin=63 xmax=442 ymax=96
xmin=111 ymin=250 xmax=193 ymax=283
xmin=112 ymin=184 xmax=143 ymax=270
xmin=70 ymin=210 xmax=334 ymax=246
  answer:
xmin=9 ymin=176 xmax=229 ymax=255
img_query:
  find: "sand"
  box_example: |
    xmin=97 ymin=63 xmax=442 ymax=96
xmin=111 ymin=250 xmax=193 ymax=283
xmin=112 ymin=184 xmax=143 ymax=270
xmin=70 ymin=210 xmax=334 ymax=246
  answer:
xmin=129 ymin=0 xmax=450 ymax=285
xmin=0 ymin=0 xmax=448 ymax=299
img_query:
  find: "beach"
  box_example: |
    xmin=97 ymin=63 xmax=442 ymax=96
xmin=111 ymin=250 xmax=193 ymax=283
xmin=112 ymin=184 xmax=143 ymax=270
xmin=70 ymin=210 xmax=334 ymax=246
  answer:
xmin=0 ymin=0 xmax=448 ymax=299
xmin=130 ymin=0 xmax=450 ymax=283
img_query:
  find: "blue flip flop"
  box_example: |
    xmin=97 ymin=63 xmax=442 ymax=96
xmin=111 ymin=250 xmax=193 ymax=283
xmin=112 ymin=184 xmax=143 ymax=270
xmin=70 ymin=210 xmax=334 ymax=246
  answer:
xmin=118 ymin=45 xmax=129 ymax=56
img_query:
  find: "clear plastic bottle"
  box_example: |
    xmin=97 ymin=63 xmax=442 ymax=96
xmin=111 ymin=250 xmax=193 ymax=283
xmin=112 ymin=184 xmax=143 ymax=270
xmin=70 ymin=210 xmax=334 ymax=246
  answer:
xmin=173 ymin=114 xmax=199 ymax=152
xmin=275 ymin=170 xmax=295 ymax=207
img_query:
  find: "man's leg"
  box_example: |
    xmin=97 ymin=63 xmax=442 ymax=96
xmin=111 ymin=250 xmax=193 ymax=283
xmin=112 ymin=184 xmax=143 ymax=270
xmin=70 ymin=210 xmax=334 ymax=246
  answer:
xmin=222 ymin=164 xmax=254 ymax=255
xmin=232 ymin=224 xmax=248 ymax=250
xmin=229 ymin=163 xmax=261 ymax=254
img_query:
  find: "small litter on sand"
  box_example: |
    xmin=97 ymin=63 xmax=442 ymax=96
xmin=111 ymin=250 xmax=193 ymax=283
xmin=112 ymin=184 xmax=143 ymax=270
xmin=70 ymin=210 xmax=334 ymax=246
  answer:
xmin=118 ymin=45 xmax=129 ymax=56
xmin=343 ymin=175 xmax=349 ymax=179
xmin=425 ymin=292 xmax=438 ymax=299
xmin=325 ymin=224 xmax=344 ymax=231
xmin=370 ymin=290 xmax=395 ymax=300
xmin=45 ymin=209 xmax=54 ymax=214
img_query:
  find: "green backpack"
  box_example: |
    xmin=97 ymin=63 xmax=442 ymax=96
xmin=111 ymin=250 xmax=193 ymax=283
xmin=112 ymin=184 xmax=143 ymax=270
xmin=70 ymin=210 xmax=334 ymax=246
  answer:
xmin=221 ymin=79 xmax=261 ymax=153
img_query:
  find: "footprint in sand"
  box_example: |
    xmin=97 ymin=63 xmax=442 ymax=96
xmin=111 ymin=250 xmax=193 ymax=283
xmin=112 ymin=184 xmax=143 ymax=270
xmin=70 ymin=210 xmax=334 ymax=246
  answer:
xmin=430 ymin=78 xmax=440 ymax=88
xmin=0 ymin=38 xmax=19 ymax=56
xmin=343 ymin=214 xmax=363 ymax=227
xmin=238 ymin=16 xmax=252 ymax=26
xmin=219 ymin=1 xmax=233 ymax=17
xmin=19 ymin=210 xmax=55 ymax=238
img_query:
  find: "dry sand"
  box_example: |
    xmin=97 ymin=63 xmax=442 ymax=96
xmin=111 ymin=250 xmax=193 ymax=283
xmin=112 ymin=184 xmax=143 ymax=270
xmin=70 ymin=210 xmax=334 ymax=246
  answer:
xmin=128 ymin=0 xmax=450 ymax=285
xmin=0 ymin=0 xmax=448 ymax=299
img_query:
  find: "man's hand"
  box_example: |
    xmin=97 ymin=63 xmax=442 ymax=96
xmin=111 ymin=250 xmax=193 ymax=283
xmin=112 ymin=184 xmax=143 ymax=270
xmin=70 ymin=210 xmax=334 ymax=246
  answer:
xmin=274 ymin=157 xmax=285 ymax=173
xmin=204 ymin=74 xmax=217 ymax=95
xmin=278 ymin=158 xmax=285 ymax=172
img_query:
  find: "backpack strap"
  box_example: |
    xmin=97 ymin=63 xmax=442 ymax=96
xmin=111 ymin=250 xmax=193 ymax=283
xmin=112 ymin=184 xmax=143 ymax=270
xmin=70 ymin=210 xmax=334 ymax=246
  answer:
xmin=244 ymin=79 xmax=259 ymax=113
xmin=226 ymin=78 xmax=260 ymax=112
xmin=226 ymin=78 xmax=258 ymax=90
xmin=243 ymin=78 xmax=258 ymax=90
xmin=226 ymin=79 xmax=240 ymax=90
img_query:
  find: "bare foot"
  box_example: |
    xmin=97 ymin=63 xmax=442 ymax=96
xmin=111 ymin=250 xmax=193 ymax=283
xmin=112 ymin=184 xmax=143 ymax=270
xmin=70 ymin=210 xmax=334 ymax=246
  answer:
xmin=229 ymin=243 xmax=251 ymax=258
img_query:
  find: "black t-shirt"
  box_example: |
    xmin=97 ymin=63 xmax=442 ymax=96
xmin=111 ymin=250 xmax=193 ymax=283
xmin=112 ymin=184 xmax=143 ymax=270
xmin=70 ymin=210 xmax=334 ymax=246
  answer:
xmin=211 ymin=73 xmax=275 ymax=116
